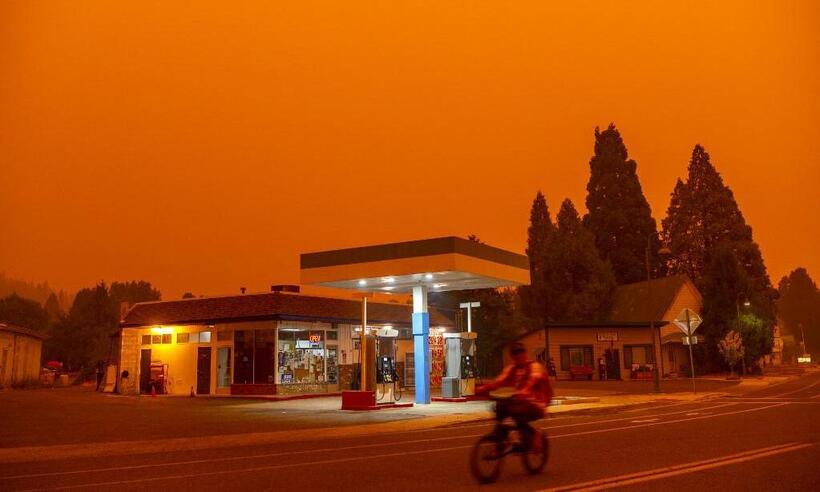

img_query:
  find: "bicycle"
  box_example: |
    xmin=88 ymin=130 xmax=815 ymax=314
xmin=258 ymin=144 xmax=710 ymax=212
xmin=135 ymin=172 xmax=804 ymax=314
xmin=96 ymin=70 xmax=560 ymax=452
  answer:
xmin=470 ymin=392 xmax=549 ymax=484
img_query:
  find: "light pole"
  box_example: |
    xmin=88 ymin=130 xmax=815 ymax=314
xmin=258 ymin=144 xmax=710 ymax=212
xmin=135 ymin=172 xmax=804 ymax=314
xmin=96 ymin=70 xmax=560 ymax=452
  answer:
xmin=645 ymin=234 xmax=670 ymax=393
xmin=735 ymin=295 xmax=750 ymax=377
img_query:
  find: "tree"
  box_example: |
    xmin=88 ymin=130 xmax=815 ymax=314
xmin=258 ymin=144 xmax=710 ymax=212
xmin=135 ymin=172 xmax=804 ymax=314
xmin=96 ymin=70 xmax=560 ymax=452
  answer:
xmin=698 ymin=245 xmax=772 ymax=372
xmin=718 ymin=330 xmax=744 ymax=376
xmin=45 ymin=281 xmax=162 ymax=370
xmin=584 ymin=124 xmax=659 ymax=284
xmin=182 ymin=292 xmax=196 ymax=299
xmin=43 ymin=293 xmax=62 ymax=322
xmin=0 ymin=293 xmax=50 ymax=331
xmin=778 ymin=268 xmax=820 ymax=356
xmin=523 ymin=191 xmax=554 ymax=324
xmin=544 ymin=199 xmax=616 ymax=321
xmin=662 ymin=145 xmax=775 ymax=320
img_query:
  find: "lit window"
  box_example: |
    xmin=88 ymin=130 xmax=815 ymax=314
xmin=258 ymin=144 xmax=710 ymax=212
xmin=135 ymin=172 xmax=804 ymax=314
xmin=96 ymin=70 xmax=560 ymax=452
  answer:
xmin=162 ymin=334 xmax=172 ymax=344
xmin=177 ymin=332 xmax=190 ymax=344
xmin=151 ymin=335 xmax=162 ymax=344
xmin=141 ymin=335 xmax=151 ymax=345
xmin=189 ymin=332 xmax=200 ymax=343
xmin=199 ymin=331 xmax=211 ymax=343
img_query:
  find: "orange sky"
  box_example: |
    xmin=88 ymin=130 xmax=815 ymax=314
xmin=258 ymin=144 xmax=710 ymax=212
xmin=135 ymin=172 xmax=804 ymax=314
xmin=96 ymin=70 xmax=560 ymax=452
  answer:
xmin=1 ymin=1 xmax=818 ymax=299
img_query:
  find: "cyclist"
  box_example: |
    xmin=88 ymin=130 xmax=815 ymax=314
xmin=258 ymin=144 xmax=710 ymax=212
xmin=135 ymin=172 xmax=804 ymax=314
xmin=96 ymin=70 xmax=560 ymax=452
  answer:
xmin=479 ymin=342 xmax=552 ymax=452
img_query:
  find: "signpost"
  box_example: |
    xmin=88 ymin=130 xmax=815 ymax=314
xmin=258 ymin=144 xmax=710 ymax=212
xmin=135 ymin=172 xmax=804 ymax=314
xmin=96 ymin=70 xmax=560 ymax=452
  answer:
xmin=673 ymin=308 xmax=702 ymax=393
xmin=459 ymin=302 xmax=480 ymax=333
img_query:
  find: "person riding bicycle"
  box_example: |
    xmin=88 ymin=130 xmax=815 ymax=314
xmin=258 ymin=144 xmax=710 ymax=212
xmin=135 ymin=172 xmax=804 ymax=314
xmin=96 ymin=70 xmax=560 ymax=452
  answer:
xmin=479 ymin=342 xmax=552 ymax=451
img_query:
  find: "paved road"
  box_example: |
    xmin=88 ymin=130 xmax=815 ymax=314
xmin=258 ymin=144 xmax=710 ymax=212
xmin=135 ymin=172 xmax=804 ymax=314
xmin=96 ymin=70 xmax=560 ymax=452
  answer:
xmin=1 ymin=372 xmax=818 ymax=491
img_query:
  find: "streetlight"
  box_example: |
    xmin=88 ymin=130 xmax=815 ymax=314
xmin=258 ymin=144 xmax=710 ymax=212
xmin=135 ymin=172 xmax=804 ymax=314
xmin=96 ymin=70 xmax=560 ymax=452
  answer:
xmin=646 ymin=234 xmax=671 ymax=393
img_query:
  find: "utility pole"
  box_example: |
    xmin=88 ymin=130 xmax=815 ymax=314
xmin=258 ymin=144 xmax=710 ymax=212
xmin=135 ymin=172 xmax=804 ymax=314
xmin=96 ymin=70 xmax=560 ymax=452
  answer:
xmin=646 ymin=235 xmax=662 ymax=393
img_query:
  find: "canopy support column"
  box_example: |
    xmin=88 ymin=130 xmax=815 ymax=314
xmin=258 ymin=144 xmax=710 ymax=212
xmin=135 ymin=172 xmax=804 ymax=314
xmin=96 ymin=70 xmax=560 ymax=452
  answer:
xmin=412 ymin=285 xmax=430 ymax=404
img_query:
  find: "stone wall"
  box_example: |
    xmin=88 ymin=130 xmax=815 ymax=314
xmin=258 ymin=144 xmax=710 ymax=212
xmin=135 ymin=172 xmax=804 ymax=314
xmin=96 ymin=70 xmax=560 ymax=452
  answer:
xmin=117 ymin=328 xmax=140 ymax=395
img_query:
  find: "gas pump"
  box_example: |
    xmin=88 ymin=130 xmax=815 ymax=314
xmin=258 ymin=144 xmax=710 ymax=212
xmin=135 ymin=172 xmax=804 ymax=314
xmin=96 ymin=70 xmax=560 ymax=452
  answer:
xmin=443 ymin=332 xmax=477 ymax=397
xmin=375 ymin=326 xmax=401 ymax=403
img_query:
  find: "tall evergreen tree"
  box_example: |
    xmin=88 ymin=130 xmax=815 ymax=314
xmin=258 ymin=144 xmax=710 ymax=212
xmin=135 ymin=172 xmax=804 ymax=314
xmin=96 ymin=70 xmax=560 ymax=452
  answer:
xmin=523 ymin=191 xmax=554 ymax=324
xmin=778 ymin=268 xmax=820 ymax=356
xmin=584 ymin=124 xmax=659 ymax=284
xmin=43 ymin=293 xmax=62 ymax=322
xmin=662 ymin=145 xmax=776 ymax=321
xmin=545 ymin=199 xmax=616 ymax=321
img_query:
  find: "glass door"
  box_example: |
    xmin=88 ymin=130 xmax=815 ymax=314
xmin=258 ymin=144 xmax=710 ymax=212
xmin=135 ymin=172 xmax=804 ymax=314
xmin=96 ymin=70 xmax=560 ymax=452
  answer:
xmin=217 ymin=347 xmax=231 ymax=388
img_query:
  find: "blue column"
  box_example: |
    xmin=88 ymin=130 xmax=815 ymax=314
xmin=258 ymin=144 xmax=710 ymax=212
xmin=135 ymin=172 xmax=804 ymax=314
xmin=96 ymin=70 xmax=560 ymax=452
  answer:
xmin=413 ymin=312 xmax=430 ymax=404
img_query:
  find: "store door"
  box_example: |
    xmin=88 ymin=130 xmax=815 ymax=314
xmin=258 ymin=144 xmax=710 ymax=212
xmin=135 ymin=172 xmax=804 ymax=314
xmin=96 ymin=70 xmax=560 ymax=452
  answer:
xmin=139 ymin=349 xmax=151 ymax=393
xmin=217 ymin=347 xmax=231 ymax=389
xmin=197 ymin=347 xmax=212 ymax=394
xmin=605 ymin=349 xmax=621 ymax=380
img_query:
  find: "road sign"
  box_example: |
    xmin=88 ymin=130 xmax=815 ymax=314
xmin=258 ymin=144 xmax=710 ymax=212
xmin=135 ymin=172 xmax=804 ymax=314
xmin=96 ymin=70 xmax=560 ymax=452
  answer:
xmin=673 ymin=308 xmax=702 ymax=336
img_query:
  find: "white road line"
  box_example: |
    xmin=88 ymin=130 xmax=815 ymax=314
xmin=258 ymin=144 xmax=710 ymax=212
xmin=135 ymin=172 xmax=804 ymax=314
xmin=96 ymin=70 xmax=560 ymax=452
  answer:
xmin=7 ymin=403 xmax=786 ymax=487
xmin=0 ymin=403 xmax=736 ymax=481
xmin=771 ymin=380 xmax=820 ymax=398
xmin=538 ymin=442 xmax=813 ymax=491
xmin=630 ymin=418 xmax=660 ymax=423
xmin=549 ymin=403 xmax=787 ymax=440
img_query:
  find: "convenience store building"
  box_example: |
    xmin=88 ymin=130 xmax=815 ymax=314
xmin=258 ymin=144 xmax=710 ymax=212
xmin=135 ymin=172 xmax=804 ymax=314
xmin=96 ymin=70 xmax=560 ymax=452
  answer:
xmin=116 ymin=289 xmax=453 ymax=396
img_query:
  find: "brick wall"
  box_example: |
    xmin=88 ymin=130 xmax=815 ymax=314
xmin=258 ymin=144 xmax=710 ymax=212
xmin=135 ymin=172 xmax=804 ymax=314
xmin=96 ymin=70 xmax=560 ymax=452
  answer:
xmin=117 ymin=328 xmax=140 ymax=395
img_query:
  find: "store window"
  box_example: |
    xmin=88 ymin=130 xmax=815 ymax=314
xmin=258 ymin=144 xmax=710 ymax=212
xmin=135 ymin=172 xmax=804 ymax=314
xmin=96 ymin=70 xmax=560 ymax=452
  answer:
xmin=234 ymin=330 xmax=254 ymax=384
xmin=278 ymin=329 xmax=326 ymax=384
xmin=624 ymin=345 xmax=655 ymax=369
xmin=177 ymin=332 xmax=189 ymax=344
xmin=254 ymin=329 xmax=277 ymax=384
xmin=141 ymin=335 xmax=151 ymax=345
xmin=559 ymin=345 xmax=593 ymax=370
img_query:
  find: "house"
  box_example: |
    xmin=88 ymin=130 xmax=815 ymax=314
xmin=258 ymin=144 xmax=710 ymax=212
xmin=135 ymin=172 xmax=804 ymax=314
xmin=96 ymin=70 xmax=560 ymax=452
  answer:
xmin=0 ymin=322 xmax=46 ymax=387
xmin=510 ymin=275 xmax=702 ymax=380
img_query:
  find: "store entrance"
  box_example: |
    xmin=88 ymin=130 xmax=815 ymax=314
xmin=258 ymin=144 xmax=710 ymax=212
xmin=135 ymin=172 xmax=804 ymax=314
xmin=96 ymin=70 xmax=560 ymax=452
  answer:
xmin=139 ymin=349 xmax=151 ymax=393
xmin=197 ymin=347 xmax=212 ymax=394
xmin=605 ymin=349 xmax=621 ymax=380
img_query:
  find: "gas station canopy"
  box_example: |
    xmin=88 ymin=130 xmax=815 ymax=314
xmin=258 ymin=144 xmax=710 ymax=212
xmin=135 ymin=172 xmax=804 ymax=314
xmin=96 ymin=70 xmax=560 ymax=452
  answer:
xmin=300 ymin=236 xmax=529 ymax=293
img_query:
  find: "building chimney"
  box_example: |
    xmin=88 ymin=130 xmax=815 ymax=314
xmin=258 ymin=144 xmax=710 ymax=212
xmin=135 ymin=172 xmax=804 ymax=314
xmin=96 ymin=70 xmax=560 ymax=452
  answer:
xmin=240 ymin=287 xmax=246 ymax=294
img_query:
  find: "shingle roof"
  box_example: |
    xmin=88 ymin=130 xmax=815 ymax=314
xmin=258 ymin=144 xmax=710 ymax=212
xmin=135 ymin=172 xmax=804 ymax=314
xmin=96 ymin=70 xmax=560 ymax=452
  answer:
xmin=608 ymin=275 xmax=696 ymax=322
xmin=120 ymin=292 xmax=454 ymax=328
xmin=0 ymin=322 xmax=49 ymax=340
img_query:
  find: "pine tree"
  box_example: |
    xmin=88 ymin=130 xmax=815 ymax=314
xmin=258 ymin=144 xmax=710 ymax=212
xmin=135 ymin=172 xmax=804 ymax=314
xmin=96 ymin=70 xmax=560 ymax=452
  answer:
xmin=662 ymin=145 xmax=776 ymax=322
xmin=523 ymin=191 xmax=554 ymax=324
xmin=584 ymin=124 xmax=659 ymax=284
xmin=545 ymin=199 xmax=616 ymax=322
xmin=43 ymin=293 xmax=62 ymax=322
xmin=778 ymin=268 xmax=820 ymax=356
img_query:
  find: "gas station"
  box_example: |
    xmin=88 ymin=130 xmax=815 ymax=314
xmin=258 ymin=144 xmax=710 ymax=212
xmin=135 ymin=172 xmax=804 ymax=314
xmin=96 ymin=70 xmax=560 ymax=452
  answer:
xmin=300 ymin=236 xmax=529 ymax=408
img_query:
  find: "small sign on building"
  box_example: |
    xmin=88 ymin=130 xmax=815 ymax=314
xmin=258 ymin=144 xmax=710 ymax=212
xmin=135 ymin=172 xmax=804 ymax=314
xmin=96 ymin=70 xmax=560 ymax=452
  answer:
xmin=597 ymin=332 xmax=618 ymax=342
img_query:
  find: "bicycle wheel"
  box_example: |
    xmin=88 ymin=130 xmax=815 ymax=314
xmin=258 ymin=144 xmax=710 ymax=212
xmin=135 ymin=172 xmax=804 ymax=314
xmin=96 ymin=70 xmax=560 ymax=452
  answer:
xmin=470 ymin=435 xmax=504 ymax=484
xmin=521 ymin=432 xmax=549 ymax=474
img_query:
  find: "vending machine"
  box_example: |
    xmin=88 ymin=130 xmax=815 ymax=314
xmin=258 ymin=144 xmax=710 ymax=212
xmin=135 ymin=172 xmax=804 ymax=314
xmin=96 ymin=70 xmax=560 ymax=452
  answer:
xmin=443 ymin=332 xmax=477 ymax=397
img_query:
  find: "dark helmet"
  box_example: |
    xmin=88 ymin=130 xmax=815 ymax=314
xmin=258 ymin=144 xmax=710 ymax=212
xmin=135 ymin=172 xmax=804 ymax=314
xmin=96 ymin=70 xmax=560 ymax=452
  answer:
xmin=509 ymin=342 xmax=526 ymax=356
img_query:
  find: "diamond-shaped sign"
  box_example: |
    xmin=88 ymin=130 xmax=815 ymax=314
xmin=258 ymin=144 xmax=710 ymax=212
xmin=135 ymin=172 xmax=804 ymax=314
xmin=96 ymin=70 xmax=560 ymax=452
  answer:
xmin=673 ymin=308 xmax=702 ymax=336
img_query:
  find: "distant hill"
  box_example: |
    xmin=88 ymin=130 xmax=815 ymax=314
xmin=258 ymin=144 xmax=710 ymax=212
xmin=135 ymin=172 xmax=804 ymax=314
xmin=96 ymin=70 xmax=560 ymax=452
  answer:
xmin=0 ymin=273 xmax=73 ymax=311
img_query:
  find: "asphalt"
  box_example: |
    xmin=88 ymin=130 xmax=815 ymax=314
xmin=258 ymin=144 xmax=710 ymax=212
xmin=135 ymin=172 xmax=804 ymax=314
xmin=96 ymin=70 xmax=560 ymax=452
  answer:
xmin=0 ymin=371 xmax=818 ymax=491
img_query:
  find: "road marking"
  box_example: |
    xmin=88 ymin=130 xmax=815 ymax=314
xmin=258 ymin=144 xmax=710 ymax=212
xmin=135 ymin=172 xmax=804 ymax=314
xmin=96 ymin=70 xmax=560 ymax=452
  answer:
xmin=549 ymin=403 xmax=787 ymax=440
xmin=0 ymin=403 xmax=735 ymax=481
xmin=630 ymin=418 xmax=660 ymax=423
xmin=4 ymin=403 xmax=784 ymax=485
xmin=771 ymin=380 xmax=820 ymax=398
xmin=538 ymin=442 xmax=813 ymax=491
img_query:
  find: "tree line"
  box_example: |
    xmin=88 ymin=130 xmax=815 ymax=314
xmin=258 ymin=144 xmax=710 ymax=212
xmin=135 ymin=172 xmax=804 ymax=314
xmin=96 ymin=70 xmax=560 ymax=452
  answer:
xmin=436 ymin=124 xmax=813 ymax=375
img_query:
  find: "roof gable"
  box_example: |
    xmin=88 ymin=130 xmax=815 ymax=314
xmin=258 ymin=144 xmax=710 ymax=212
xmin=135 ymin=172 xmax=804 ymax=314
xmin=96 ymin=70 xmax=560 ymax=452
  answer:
xmin=608 ymin=275 xmax=697 ymax=323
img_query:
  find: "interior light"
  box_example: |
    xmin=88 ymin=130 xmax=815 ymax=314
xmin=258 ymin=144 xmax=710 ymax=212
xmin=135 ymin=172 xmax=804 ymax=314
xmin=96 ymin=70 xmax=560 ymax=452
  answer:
xmin=358 ymin=279 xmax=367 ymax=286
xmin=383 ymin=276 xmax=396 ymax=283
xmin=383 ymin=286 xmax=395 ymax=291
xmin=425 ymin=273 xmax=434 ymax=280
xmin=383 ymin=325 xmax=393 ymax=330
xmin=433 ymin=283 xmax=447 ymax=289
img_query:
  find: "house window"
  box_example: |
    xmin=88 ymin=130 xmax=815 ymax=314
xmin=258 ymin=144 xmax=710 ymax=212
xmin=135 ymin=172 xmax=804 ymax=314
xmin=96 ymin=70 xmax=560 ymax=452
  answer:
xmin=199 ymin=331 xmax=212 ymax=343
xmin=161 ymin=334 xmax=172 ymax=344
xmin=217 ymin=329 xmax=232 ymax=342
xmin=151 ymin=335 xmax=162 ymax=344
xmin=624 ymin=345 xmax=655 ymax=369
xmin=141 ymin=335 xmax=151 ymax=345
xmin=177 ymin=332 xmax=190 ymax=344
xmin=559 ymin=345 xmax=593 ymax=371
